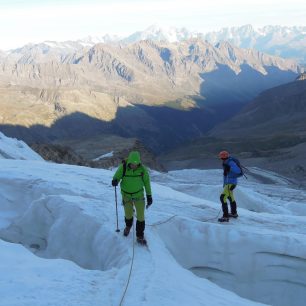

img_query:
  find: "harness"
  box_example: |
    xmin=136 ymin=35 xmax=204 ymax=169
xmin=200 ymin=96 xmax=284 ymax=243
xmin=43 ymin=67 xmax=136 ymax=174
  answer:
xmin=121 ymin=188 xmax=144 ymax=195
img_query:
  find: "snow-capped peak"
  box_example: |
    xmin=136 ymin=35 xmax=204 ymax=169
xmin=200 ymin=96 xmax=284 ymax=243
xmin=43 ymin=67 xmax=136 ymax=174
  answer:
xmin=3 ymin=24 xmax=306 ymax=62
xmin=77 ymin=34 xmax=121 ymax=46
xmin=123 ymin=24 xmax=198 ymax=44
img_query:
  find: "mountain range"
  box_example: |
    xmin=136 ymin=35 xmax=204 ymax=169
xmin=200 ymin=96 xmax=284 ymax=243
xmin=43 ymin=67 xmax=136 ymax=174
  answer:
xmin=203 ymin=25 xmax=306 ymax=63
xmin=126 ymin=25 xmax=306 ymax=63
xmin=0 ymin=37 xmax=300 ymax=151
xmin=2 ymin=24 xmax=305 ymax=62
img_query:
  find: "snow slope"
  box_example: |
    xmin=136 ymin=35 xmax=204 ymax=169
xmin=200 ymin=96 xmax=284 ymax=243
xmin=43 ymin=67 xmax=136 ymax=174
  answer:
xmin=0 ymin=132 xmax=43 ymax=161
xmin=1 ymin=134 xmax=306 ymax=306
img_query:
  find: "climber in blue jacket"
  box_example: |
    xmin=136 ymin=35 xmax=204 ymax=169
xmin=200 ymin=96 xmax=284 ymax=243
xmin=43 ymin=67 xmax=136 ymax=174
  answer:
xmin=218 ymin=151 xmax=242 ymax=222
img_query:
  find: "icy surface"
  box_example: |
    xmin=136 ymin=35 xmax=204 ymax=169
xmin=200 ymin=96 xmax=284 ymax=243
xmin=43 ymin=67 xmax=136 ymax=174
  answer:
xmin=0 ymin=132 xmax=43 ymax=161
xmin=1 ymin=134 xmax=306 ymax=306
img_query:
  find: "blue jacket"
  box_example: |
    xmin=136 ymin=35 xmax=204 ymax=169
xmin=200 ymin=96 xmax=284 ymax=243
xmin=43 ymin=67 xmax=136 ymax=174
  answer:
xmin=223 ymin=157 xmax=241 ymax=185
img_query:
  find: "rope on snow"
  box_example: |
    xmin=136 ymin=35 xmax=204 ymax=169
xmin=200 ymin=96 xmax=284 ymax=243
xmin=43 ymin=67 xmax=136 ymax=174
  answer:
xmin=119 ymin=214 xmax=136 ymax=306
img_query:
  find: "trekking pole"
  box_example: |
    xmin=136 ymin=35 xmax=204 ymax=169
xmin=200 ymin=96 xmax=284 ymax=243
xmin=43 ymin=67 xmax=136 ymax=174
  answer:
xmin=115 ymin=186 xmax=120 ymax=233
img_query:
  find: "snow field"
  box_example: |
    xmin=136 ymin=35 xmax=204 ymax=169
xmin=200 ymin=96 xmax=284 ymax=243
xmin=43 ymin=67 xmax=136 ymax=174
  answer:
xmin=1 ymin=136 xmax=306 ymax=306
xmin=0 ymin=159 xmax=266 ymax=306
xmin=0 ymin=161 xmax=129 ymax=271
xmin=152 ymin=169 xmax=306 ymax=216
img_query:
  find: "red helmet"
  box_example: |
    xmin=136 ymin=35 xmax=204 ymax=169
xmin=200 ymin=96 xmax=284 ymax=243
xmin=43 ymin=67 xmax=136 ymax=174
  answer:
xmin=219 ymin=151 xmax=229 ymax=159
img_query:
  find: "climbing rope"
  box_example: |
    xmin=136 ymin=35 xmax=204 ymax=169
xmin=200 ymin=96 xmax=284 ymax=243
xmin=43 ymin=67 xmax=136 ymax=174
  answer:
xmin=148 ymin=208 xmax=222 ymax=227
xmin=118 ymin=206 xmax=221 ymax=305
xmin=147 ymin=214 xmax=177 ymax=226
xmin=119 ymin=211 xmax=136 ymax=306
xmin=201 ymin=209 xmax=221 ymax=222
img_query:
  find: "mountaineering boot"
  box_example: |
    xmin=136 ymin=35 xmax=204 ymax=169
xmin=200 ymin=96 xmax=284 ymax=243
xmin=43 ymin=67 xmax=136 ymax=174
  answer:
xmin=137 ymin=237 xmax=147 ymax=246
xmin=218 ymin=216 xmax=229 ymax=222
xmin=219 ymin=196 xmax=229 ymax=223
xmin=123 ymin=226 xmax=131 ymax=236
xmin=228 ymin=213 xmax=238 ymax=218
xmin=123 ymin=217 xmax=133 ymax=236
xmin=136 ymin=220 xmax=147 ymax=245
xmin=136 ymin=220 xmax=145 ymax=238
xmin=229 ymin=201 xmax=238 ymax=218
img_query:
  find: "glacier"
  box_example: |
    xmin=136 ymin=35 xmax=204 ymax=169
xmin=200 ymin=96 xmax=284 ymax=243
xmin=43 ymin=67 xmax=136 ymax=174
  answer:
xmin=0 ymin=133 xmax=306 ymax=306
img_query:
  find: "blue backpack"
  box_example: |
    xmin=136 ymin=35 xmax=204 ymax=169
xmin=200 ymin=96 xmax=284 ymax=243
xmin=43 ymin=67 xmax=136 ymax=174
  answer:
xmin=229 ymin=157 xmax=244 ymax=178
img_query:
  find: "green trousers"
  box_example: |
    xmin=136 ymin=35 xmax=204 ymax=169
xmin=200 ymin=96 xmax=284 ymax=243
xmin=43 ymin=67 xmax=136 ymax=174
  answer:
xmin=221 ymin=184 xmax=236 ymax=203
xmin=123 ymin=196 xmax=145 ymax=222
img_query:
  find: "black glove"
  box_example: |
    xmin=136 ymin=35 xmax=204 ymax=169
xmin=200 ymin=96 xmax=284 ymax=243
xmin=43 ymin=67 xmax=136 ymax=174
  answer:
xmin=146 ymin=195 xmax=153 ymax=208
xmin=223 ymin=164 xmax=230 ymax=176
xmin=112 ymin=179 xmax=118 ymax=187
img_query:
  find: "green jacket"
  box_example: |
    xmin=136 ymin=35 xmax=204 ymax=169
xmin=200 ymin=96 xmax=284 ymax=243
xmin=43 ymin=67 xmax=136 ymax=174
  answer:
xmin=113 ymin=151 xmax=152 ymax=199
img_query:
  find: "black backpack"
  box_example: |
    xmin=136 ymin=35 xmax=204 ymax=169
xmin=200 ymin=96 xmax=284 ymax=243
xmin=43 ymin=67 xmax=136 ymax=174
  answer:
xmin=122 ymin=159 xmax=128 ymax=177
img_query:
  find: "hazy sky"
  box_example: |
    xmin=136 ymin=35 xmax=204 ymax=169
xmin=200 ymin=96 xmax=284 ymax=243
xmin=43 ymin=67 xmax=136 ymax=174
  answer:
xmin=0 ymin=0 xmax=305 ymax=49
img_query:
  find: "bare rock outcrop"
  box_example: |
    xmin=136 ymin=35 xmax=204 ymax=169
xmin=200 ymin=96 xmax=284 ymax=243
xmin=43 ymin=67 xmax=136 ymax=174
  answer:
xmin=31 ymin=138 xmax=165 ymax=172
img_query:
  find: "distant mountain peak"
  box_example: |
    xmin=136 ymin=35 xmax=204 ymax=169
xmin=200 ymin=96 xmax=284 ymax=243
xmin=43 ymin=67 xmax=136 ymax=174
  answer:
xmin=3 ymin=24 xmax=306 ymax=63
xmin=203 ymin=24 xmax=306 ymax=62
xmin=123 ymin=24 xmax=197 ymax=44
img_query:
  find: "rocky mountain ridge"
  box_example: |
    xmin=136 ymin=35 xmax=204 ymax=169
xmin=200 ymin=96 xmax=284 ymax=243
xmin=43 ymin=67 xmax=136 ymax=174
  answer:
xmin=209 ymin=78 xmax=306 ymax=138
xmin=31 ymin=137 xmax=164 ymax=171
xmin=0 ymin=39 xmax=300 ymax=152
xmin=0 ymin=39 xmax=299 ymax=100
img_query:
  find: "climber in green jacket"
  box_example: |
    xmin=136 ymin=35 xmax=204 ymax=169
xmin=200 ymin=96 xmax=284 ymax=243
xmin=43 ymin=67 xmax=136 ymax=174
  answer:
xmin=112 ymin=151 xmax=152 ymax=244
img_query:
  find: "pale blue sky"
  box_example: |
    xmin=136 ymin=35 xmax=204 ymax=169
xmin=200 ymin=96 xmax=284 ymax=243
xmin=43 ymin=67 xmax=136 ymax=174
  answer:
xmin=0 ymin=0 xmax=305 ymax=49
